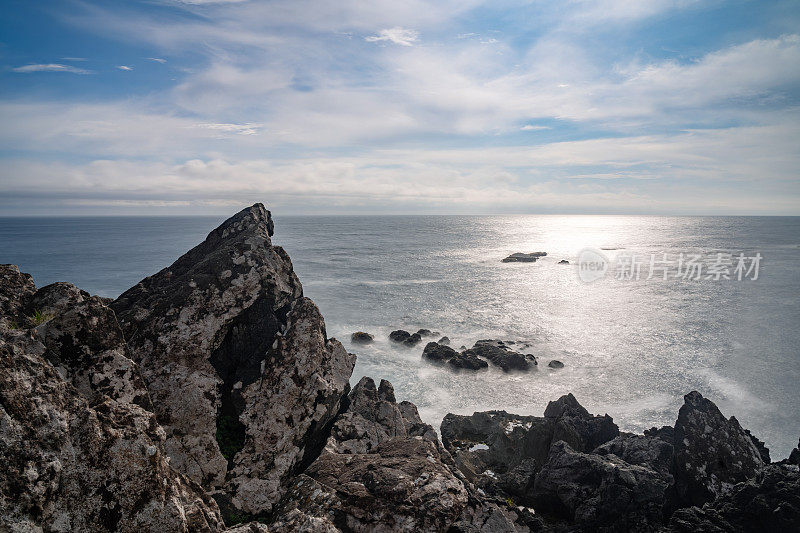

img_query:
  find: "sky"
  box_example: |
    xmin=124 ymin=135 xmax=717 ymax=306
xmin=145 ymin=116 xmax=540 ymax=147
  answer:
xmin=0 ymin=0 xmax=799 ymax=216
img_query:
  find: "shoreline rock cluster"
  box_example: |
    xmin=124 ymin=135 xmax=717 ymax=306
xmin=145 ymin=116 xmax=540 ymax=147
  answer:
xmin=2 ymin=204 xmax=798 ymax=532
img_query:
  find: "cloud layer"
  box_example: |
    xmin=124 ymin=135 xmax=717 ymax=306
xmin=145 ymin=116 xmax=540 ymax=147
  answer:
xmin=1 ymin=0 xmax=798 ymax=214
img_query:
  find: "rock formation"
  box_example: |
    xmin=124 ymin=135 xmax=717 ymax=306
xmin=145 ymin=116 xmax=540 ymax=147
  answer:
xmin=502 ymin=252 xmax=547 ymax=263
xmin=110 ymin=204 xmax=355 ymax=517
xmin=0 ymin=266 xmax=223 ymax=532
xmin=2 ymin=205 xmax=798 ymax=533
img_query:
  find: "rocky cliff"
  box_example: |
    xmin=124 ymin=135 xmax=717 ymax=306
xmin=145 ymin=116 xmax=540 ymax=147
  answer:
xmin=1 ymin=204 xmax=798 ymax=532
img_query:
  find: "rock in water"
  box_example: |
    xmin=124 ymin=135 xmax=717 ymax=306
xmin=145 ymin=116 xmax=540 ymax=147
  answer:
xmin=350 ymin=331 xmax=374 ymax=344
xmin=389 ymin=329 xmax=411 ymax=343
xmin=111 ymin=204 xmax=355 ymax=516
xmin=422 ymin=341 xmax=488 ymax=370
xmin=462 ymin=339 xmax=537 ymax=371
xmin=672 ymin=391 xmax=764 ymax=507
xmin=502 ymin=252 xmax=547 ymax=263
xmin=0 ymin=272 xmax=223 ymax=532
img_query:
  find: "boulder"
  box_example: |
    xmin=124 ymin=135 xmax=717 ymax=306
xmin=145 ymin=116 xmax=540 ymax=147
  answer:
xmin=111 ymin=204 xmax=355 ymax=516
xmin=502 ymin=253 xmax=547 ymax=263
xmin=422 ymin=341 xmax=458 ymax=363
xmin=557 ymin=260 xmax=569 ymax=265
xmin=402 ymin=332 xmax=423 ymax=347
xmin=531 ymin=441 xmax=670 ymax=530
xmin=422 ymin=342 xmax=488 ymax=371
xmin=547 ymin=360 xmax=564 ymax=369
xmin=389 ymin=329 xmax=411 ymax=343
xmin=448 ymin=351 xmax=489 ymax=371
xmin=415 ymin=328 xmax=434 ymax=337
xmin=438 ymin=336 xmax=451 ymax=345
xmin=672 ymin=391 xmax=764 ymax=507
xmin=462 ymin=340 xmax=536 ymax=372
xmin=350 ymin=331 xmax=374 ymax=344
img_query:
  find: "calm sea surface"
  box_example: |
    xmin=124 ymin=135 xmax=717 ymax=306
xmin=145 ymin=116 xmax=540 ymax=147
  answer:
xmin=2 ymin=215 xmax=799 ymax=458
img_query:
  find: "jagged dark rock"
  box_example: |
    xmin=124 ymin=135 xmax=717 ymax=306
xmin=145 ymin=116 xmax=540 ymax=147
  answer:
xmin=593 ymin=433 xmax=674 ymax=475
xmin=672 ymin=391 xmax=764 ymax=507
xmin=531 ymin=441 xmax=671 ymax=531
xmin=111 ymin=204 xmax=355 ymax=516
xmin=547 ymin=360 xmax=564 ymax=369
xmin=789 ymin=438 xmax=800 ymax=465
xmin=668 ymin=463 xmax=800 ymax=532
xmin=502 ymin=252 xmax=547 ymax=263
xmin=438 ymin=336 xmax=450 ymax=345
xmin=557 ymin=260 xmax=569 ymax=265
xmin=350 ymin=331 xmax=374 ymax=344
xmin=0 ymin=264 xmax=36 ymax=328
xmin=441 ymin=394 xmax=619 ymax=508
xmin=463 ymin=340 xmax=537 ymax=372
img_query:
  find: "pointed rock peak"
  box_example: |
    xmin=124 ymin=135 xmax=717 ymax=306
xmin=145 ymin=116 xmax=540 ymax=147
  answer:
xmin=544 ymin=392 xmax=590 ymax=419
xmin=378 ymin=379 xmax=396 ymax=403
xmin=354 ymin=376 xmax=377 ymax=392
xmin=208 ymin=202 xmax=274 ymax=244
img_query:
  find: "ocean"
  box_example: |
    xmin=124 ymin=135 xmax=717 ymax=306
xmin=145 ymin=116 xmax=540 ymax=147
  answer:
xmin=2 ymin=214 xmax=799 ymax=458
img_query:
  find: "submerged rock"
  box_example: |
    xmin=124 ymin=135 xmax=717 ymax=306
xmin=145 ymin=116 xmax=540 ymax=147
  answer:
xmin=547 ymin=360 xmax=564 ymax=369
xmin=558 ymin=259 xmax=569 ymax=265
xmin=111 ymin=204 xmax=355 ymax=516
xmin=502 ymin=252 xmax=547 ymax=263
xmin=350 ymin=331 xmax=374 ymax=344
xmin=438 ymin=336 xmax=451 ymax=345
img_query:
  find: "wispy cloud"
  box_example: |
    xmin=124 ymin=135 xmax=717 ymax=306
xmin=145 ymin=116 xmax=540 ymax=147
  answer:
xmin=147 ymin=57 xmax=167 ymax=63
xmin=12 ymin=63 xmax=91 ymax=74
xmin=116 ymin=65 xmax=133 ymax=71
xmin=365 ymin=27 xmax=419 ymax=46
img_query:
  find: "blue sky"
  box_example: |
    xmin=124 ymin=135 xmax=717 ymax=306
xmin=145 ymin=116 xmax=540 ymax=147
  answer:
xmin=1 ymin=0 xmax=799 ymax=215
